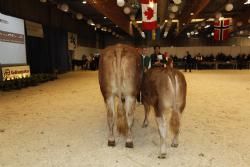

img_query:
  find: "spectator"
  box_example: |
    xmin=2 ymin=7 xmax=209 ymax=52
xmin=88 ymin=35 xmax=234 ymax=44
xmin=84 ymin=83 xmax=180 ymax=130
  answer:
xmin=184 ymin=51 xmax=192 ymax=72
xmin=150 ymin=45 xmax=164 ymax=67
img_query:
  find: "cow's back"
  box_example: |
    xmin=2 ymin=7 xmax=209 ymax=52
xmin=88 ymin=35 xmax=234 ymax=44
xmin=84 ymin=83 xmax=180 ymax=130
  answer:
xmin=99 ymin=44 xmax=142 ymax=100
xmin=142 ymin=67 xmax=186 ymax=110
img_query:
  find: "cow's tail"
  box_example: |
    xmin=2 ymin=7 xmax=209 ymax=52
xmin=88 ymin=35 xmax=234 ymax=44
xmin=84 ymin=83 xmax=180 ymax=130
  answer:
xmin=115 ymin=47 xmax=128 ymax=136
xmin=169 ymin=71 xmax=180 ymax=135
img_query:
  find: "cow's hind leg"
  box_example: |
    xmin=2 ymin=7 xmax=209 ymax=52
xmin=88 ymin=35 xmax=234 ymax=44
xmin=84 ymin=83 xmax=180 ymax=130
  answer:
xmin=124 ymin=96 xmax=136 ymax=148
xmin=106 ymin=96 xmax=116 ymax=147
xmin=170 ymin=109 xmax=180 ymax=148
xmin=155 ymin=106 xmax=167 ymax=159
xmin=142 ymin=103 xmax=150 ymax=128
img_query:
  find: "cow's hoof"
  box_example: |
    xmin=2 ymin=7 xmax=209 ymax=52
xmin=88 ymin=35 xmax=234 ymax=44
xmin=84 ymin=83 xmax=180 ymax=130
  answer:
xmin=171 ymin=143 xmax=179 ymax=148
xmin=158 ymin=153 xmax=167 ymax=159
xmin=108 ymin=140 xmax=116 ymax=147
xmin=125 ymin=142 xmax=134 ymax=148
xmin=142 ymin=123 xmax=148 ymax=128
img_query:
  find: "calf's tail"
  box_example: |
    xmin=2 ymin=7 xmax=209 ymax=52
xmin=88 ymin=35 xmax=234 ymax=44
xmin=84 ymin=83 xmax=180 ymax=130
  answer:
xmin=169 ymin=72 xmax=180 ymax=135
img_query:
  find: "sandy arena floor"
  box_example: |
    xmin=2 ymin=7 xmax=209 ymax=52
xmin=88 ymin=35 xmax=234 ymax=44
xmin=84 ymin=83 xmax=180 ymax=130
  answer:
xmin=0 ymin=70 xmax=250 ymax=167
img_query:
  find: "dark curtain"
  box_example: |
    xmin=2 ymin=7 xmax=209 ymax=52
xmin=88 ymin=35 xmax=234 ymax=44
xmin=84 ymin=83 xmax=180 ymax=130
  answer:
xmin=26 ymin=26 xmax=70 ymax=74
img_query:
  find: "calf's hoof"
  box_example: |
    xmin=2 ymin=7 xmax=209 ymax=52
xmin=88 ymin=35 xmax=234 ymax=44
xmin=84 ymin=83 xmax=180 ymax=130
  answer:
xmin=171 ymin=143 xmax=179 ymax=148
xmin=108 ymin=140 xmax=116 ymax=147
xmin=125 ymin=142 xmax=134 ymax=148
xmin=158 ymin=153 xmax=167 ymax=159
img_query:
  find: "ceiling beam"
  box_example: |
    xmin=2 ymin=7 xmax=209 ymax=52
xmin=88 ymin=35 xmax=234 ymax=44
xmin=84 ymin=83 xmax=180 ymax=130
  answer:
xmin=177 ymin=0 xmax=210 ymax=34
xmin=86 ymin=0 xmax=132 ymax=36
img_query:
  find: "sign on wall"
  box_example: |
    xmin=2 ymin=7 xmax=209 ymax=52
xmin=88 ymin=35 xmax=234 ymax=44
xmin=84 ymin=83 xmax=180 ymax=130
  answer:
xmin=0 ymin=30 xmax=25 ymax=44
xmin=1 ymin=65 xmax=31 ymax=81
xmin=0 ymin=13 xmax=27 ymax=65
xmin=68 ymin=32 xmax=77 ymax=50
xmin=25 ymin=20 xmax=44 ymax=38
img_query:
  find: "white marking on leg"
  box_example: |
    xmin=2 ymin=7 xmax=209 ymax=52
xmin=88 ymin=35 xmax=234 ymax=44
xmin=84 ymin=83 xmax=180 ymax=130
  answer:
xmin=106 ymin=96 xmax=115 ymax=142
xmin=156 ymin=116 xmax=167 ymax=156
xmin=124 ymin=96 xmax=136 ymax=143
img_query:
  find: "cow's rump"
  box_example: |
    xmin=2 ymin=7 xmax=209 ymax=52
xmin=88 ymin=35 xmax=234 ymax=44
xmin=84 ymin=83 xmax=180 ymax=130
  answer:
xmin=98 ymin=44 xmax=142 ymax=148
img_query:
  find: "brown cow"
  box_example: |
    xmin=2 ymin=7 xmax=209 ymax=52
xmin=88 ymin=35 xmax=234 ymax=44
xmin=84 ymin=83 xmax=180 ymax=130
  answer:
xmin=98 ymin=44 xmax=142 ymax=148
xmin=141 ymin=67 xmax=187 ymax=158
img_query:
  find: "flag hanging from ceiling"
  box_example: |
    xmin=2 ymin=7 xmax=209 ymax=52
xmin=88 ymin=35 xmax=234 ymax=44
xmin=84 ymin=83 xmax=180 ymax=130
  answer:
xmin=214 ymin=19 xmax=230 ymax=41
xmin=140 ymin=0 xmax=158 ymax=31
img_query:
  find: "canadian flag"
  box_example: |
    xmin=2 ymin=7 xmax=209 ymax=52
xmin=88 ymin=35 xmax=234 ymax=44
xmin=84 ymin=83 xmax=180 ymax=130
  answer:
xmin=140 ymin=0 xmax=158 ymax=31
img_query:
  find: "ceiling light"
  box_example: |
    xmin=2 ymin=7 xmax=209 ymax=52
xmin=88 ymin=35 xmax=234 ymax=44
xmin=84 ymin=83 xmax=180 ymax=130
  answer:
xmin=244 ymin=0 xmax=250 ymax=5
xmin=82 ymin=1 xmax=87 ymax=4
xmin=96 ymin=24 xmax=101 ymax=29
xmin=191 ymin=18 xmax=205 ymax=22
xmin=60 ymin=3 xmax=69 ymax=12
xmin=40 ymin=0 xmax=47 ymax=3
xmin=248 ymin=36 xmax=250 ymax=39
xmin=104 ymin=16 xmax=107 ymax=19
xmin=171 ymin=5 xmax=178 ymax=13
xmin=236 ymin=21 xmax=243 ymax=27
xmin=187 ymin=32 xmax=190 ymax=36
xmin=173 ymin=0 xmax=182 ymax=5
xmin=123 ymin=7 xmax=131 ymax=15
xmin=76 ymin=13 xmax=83 ymax=20
xmin=190 ymin=31 xmax=194 ymax=35
xmin=215 ymin=12 xmax=222 ymax=19
xmin=225 ymin=3 xmax=233 ymax=11
xmin=117 ymin=0 xmax=125 ymax=7
xmin=204 ymin=25 xmax=210 ymax=29
xmin=169 ymin=13 xmax=175 ymax=19
xmin=190 ymin=12 xmax=194 ymax=16
xmin=211 ymin=32 xmax=214 ymax=36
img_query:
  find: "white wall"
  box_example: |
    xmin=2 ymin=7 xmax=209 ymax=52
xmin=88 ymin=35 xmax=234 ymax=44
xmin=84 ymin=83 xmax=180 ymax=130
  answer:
xmin=147 ymin=46 xmax=250 ymax=58
xmin=0 ymin=13 xmax=26 ymax=65
xmin=73 ymin=46 xmax=100 ymax=60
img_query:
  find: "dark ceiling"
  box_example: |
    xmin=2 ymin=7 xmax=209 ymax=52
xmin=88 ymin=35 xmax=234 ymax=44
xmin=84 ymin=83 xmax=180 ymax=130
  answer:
xmin=46 ymin=0 xmax=250 ymax=39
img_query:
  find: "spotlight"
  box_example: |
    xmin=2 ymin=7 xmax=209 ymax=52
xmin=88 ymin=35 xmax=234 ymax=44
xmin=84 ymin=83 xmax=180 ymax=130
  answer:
xmin=117 ymin=0 xmax=125 ymax=7
xmin=173 ymin=0 xmax=182 ymax=5
xmin=76 ymin=13 xmax=83 ymax=20
xmin=225 ymin=3 xmax=233 ymax=11
xmin=244 ymin=0 xmax=250 ymax=5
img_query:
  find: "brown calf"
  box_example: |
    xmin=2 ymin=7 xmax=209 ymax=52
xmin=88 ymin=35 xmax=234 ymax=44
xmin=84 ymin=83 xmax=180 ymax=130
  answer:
xmin=98 ymin=44 xmax=142 ymax=148
xmin=141 ymin=67 xmax=187 ymax=158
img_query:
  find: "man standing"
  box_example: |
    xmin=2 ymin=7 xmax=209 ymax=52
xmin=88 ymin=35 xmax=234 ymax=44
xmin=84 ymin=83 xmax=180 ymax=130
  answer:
xmin=141 ymin=48 xmax=151 ymax=72
xmin=150 ymin=45 xmax=165 ymax=68
xmin=137 ymin=47 xmax=151 ymax=104
xmin=184 ymin=51 xmax=192 ymax=72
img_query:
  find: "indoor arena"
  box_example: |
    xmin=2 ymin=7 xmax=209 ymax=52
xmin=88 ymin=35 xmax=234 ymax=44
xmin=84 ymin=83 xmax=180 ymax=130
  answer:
xmin=0 ymin=0 xmax=250 ymax=167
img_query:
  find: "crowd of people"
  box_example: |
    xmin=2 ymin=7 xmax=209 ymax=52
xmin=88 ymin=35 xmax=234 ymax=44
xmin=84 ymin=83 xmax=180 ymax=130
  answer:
xmin=140 ymin=46 xmax=250 ymax=71
xmin=72 ymin=45 xmax=250 ymax=72
xmin=72 ymin=53 xmax=100 ymax=71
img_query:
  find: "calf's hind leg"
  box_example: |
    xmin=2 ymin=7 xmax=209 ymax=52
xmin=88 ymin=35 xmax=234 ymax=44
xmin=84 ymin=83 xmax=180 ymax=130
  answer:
xmin=155 ymin=106 xmax=167 ymax=159
xmin=142 ymin=103 xmax=150 ymax=128
xmin=170 ymin=109 xmax=180 ymax=148
xmin=105 ymin=96 xmax=116 ymax=146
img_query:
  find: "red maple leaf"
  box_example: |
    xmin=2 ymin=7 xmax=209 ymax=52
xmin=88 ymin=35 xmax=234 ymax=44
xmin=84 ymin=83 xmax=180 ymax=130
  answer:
xmin=144 ymin=7 xmax=154 ymax=20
